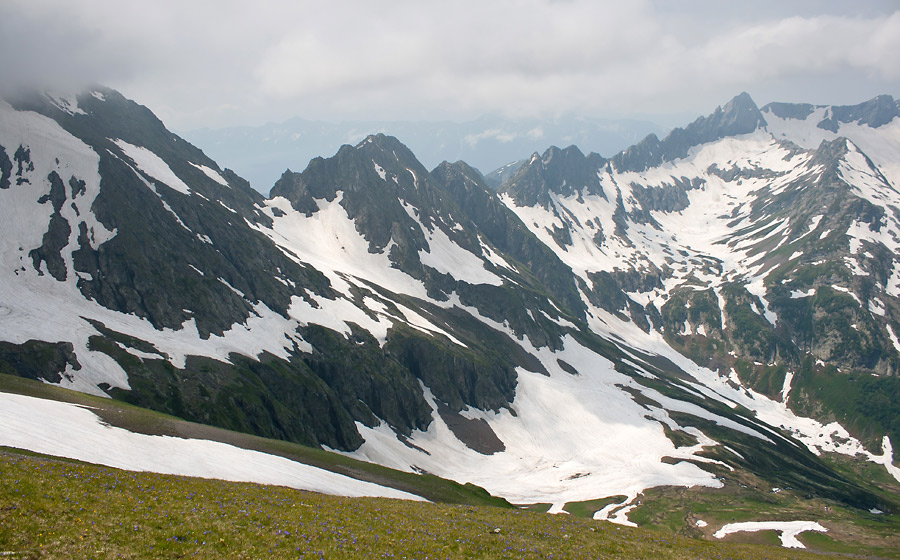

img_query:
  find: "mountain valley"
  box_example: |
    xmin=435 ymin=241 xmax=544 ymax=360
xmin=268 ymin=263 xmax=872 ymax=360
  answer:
xmin=1 ymin=87 xmax=900 ymax=554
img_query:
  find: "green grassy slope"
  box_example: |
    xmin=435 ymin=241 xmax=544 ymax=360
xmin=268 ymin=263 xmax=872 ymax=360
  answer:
xmin=2 ymin=374 xmax=898 ymax=557
xmin=0 ymin=449 xmax=831 ymax=560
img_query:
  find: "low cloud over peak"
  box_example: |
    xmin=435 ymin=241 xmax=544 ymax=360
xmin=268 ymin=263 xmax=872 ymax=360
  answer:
xmin=3 ymin=0 xmax=898 ymax=130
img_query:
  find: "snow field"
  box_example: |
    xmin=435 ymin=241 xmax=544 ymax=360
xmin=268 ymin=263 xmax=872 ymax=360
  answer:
xmin=763 ymin=107 xmax=900 ymax=189
xmin=261 ymin=195 xmax=430 ymax=301
xmin=0 ymin=101 xmax=116 ymax=266
xmin=584 ymin=304 xmax=900 ymax=483
xmin=345 ymin=333 xmax=727 ymax=517
xmin=0 ymin=391 xmax=424 ymax=502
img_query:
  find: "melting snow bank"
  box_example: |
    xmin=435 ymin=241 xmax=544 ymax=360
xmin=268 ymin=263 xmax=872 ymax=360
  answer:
xmin=713 ymin=521 xmax=827 ymax=548
xmin=593 ymin=494 xmax=639 ymax=527
xmin=345 ymin=334 xmax=724 ymax=514
xmin=0 ymin=392 xmax=424 ymax=502
xmin=868 ymin=436 xmax=900 ymax=483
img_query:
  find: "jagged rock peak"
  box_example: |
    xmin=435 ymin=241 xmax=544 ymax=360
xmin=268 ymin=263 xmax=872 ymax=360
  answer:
xmin=272 ymin=131 xmax=469 ymax=260
xmin=354 ymin=133 xmax=422 ymax=166
xmin=272 ymin=133 xmax=430 ymax=203
xmin=356 ymin=132 xmax=397 ymax=150
xmin=611 ymin=133 xmax=662 ymax=174
xmin=499 ymin=145 xmax=606 ymax=207
xmin=809 ymin=136 xmax=853 ymax=167
xmin=677 ymin=91 xmax=766 ymax=150
xmin=431 ymin=160 xmax=484 ymax=185
xmin=612 ymin=92 xmax=765 ymax=173
xmin=716 ymin=91 xmax=767 ymax=134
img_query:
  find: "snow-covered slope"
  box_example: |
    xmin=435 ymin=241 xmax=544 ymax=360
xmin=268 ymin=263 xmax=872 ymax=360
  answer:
xmin=763 ymin=95 xmax=900 ymax=189
xmin=0 ymin=391 xmax=423 ymax=501
xmin=493 ymin=93 xmax=900 ymax=507
xmin=1 ymin=88 xmax=898 ymax=528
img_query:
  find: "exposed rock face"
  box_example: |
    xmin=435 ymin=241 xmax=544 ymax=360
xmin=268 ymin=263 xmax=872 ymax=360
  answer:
xmin=2 ymin=88 xmax=899 ymax=515
xmin=613 ymin=92 xmax=767 ymax=172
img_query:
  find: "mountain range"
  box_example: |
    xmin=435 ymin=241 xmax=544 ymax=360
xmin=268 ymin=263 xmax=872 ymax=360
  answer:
xmin=1 ymin=86 xmax=899 ymax=549
xmin=182 ymin=114 xmax=666 ymax=192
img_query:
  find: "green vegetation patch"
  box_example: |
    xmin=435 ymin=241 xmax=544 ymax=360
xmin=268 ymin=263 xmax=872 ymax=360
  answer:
xmin=562 ymin=496 xmax=627 ymax=519
xmin=0 ymin=450 xmax=832 ymax=560
xmin=627 ymin=460 xmax=900 ymax=558
xmin=792 ymin=358 xmax=900 ymax=451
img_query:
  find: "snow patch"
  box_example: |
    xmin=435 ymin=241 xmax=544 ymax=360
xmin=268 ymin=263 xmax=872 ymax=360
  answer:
xmin=418 ymin=222 xmax=503 ymax=286
xmin=391 ymin=302 xmax=467 ymax=347
xmin=807 ymin=215 xmax=823 ymax=232
xmin=189 ymin=162 xmax=229 ymax=186
xmin=831 ymin=285 xmax=862 ymax=306
xmin=112 ymin=139 xmax=191 ymax=195
xmin=781 ymin=370 xmax=794 ymax=404
xmin=790 ymin=288 xmax=816 ymax=299
xmin=289 ymin=294 xmax=392 ymax=346
xmin=373 ymin=161 xmax=387 ymax=181
xmin=868 ymin=436 xmax=900 ymax=483
xmin=886 ymin=324 xmax=900 ymax=353
xmin=714 ymin=520 xmax=827 ymax=549
xmin=45 ymin=92 xmax=87 ymax=116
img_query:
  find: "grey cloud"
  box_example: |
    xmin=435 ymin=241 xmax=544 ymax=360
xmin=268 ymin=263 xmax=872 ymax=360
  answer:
xmin=2 ymin=0 xmax=899 ymax=130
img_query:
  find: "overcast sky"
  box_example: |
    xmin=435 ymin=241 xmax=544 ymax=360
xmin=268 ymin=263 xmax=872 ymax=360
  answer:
xmin=3 ymin=0 xmax=899 ymax=132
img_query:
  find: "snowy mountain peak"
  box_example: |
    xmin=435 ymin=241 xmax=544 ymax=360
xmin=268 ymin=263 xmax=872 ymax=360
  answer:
xmin=4 ymin=87 xmax=900 ymax=534
xmin=719 ymin=91 xmax=767 ymax=132
xmin=611 ymin=93 xmax=766 ymax=173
